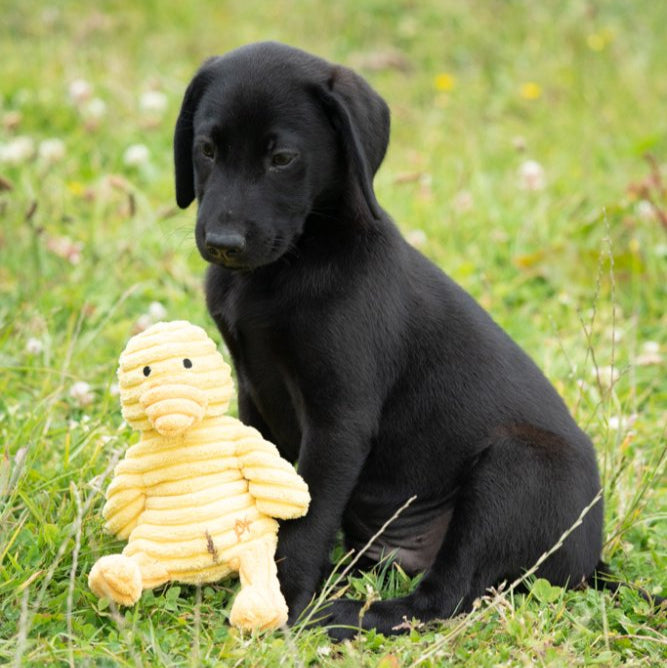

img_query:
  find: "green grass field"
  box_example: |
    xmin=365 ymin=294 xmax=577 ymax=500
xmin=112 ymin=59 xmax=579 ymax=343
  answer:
xmin=1 ymin=0 xmax=665 ymax=665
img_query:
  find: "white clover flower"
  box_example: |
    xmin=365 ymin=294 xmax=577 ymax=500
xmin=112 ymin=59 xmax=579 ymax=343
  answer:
xmin=46 ymin=236 xmax=83 ymax=265
xmin=604 ymin=326 xmax=624 ymax=343
xmin=453 ymin=190 xmax=474 ymax=213
xmin=642 ymin=341 xmax=660 ymax=354
xmin=518 ymin=159 xmax=545 ymax=191
xmin=635 ymin=200 xmax=655 ymax=222
xmin=123 ymin=143 xmax=150 ymax=167
xmin=406 ymin=229 xmax=427 ymax=248
xmin=25 ymin=337 xmax=44 ymax=355
xmin=147 ymin=301 xmax=167 ymax=321
xmin=557 ymin=291 xmax=573 ymax=305
xmin=0 ymin=136 xmax=35 ymax=164
xmin=69 ymin=381 xmax=94 ymax=407
xmin=38 ymin=138 xmax=66 ymax=164
xmin=608 ymin=414 xmax=637 ymax=431
xmin=109 ymin=383 xmax=120 ymax=397
xmin=636 ymin=341 xmax=661 ymax=366
xmin=83 ymin=97 xmax=107 ymax=119
xmin=68 ymin=79 xmax=93 ymax=105
xmin=41 ymin=7 xmax=60 ymax=26
xmin=135 ymin=314 xmax=152 ymax=332
xmin=139 ymin=90 xmax=168 ymax=115
xmin=608 ymin=416 xmax=624 ymax=431
xmin=594 ymin=365 xmax=619 ymax=387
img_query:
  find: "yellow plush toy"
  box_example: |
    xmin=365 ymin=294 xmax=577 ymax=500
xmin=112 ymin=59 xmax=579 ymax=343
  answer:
xmin=88 ymin=320 xmax=310 ymax=631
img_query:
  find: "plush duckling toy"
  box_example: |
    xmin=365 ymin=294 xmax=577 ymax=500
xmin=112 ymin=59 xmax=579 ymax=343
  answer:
xmin=88 ymin=320 xmax=310 ymax=631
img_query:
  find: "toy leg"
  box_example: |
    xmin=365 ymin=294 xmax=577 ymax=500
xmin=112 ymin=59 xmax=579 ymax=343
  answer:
xmin=126 ymin=549 xmax=171 ymax=589
xmin=89 ymin=554 xmax=143 ymax=606
xmin=89 ymin=551 xmax=170 ymax=606
xmin=229 ymin=536 xmax=288 ymax=631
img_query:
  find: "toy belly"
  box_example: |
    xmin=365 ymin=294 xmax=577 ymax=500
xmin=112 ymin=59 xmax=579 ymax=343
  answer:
xmin=123 ymin=475 xmax=279 ymax=582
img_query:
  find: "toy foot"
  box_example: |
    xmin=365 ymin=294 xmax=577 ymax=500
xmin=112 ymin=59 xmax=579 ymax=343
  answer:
xmin=230 ymin=584 xmax=288 ymax=631
xmin=89 ymin=554 xmax=142 ymax=606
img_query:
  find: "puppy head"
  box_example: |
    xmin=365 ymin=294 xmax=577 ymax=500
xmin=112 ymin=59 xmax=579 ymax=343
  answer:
xmin=174 ymin=42 xmax=390 ymax=270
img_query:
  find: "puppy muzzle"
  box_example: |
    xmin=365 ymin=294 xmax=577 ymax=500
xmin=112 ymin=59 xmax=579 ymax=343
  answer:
xmin=140 ymin=383 xmax=208 ymax=437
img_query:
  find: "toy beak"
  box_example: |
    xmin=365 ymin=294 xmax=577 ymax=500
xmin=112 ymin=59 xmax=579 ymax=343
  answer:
xmin=140 ymin=383 xmax=208 ymax=437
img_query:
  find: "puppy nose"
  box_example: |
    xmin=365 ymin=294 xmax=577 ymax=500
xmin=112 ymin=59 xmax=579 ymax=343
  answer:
xmin=205 ymin=232 xmax=246 ymax=261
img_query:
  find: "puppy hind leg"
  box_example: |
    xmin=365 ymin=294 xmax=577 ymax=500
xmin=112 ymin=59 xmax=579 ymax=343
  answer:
xmin=327 ymin=435 xmax=601 ymax=639
xmin=324 ymin=517 xmax=482 ymax=639
xmin=325 ymin=476 xmax=494 ymax=638
xmin=416 ymin=434 xmax=602 ymax=615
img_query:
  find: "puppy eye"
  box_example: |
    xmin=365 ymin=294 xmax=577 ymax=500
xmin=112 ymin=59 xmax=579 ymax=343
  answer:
xmin=201 ymin=142 xmax=215 ymax=159
xmin=143 ymin=366 xmax=151 ymax=377
xmin=271 ymin=151 xmax=296 ymax=168
xmin=183 ymin=358 xmax=192 ymax=369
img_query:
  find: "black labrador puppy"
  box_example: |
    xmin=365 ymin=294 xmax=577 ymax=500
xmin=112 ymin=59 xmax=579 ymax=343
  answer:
xmin=174 ymin=42 xmax=606 ymax=638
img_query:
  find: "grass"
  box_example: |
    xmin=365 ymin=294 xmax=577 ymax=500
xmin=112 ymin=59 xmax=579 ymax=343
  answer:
xmin=1 ymin=0 xmax=666 ymax=665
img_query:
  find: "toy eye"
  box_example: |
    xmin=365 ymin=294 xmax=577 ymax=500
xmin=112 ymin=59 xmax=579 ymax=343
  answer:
xmin=143 ymin=366 xmax=151 ymax=377
xmin=183 ymin=358 xmax=192 ymax=369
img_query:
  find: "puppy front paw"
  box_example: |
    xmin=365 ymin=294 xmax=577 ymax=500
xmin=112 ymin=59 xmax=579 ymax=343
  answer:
xmin=319 ymin=599 xmax=366 ymax=640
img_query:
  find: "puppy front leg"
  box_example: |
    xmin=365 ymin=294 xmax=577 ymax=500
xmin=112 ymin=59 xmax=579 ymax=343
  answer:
xmin=236 ymin=385 xmax=277 ymax=443
xmin=275 ymin=426 xmax=370 ymax=625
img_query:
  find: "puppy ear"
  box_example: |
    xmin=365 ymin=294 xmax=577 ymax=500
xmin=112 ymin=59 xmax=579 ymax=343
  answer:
xmin=173 ymin=59 xmax=218 ymax=209
xmin=312 ymin=66 xmax=390 ymax=221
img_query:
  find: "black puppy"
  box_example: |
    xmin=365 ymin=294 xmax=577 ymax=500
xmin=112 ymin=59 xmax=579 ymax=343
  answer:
xmin=174 ymin=42 xmax=607 ymax=638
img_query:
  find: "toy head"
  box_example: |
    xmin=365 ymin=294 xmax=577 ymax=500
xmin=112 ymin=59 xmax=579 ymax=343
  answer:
xmin=117 ymin=321 xmax=234 ymax=437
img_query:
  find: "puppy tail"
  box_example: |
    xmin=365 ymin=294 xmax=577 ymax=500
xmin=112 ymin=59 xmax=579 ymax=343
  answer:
xmin=588 ymin=560 xmax=665 ymax=607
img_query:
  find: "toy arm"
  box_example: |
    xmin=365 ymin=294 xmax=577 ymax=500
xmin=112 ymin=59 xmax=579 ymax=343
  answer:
xmin=102 ymin=470 xmax=146 ymax=540
xmin=235 ymin=428 xmax=310 ymax=520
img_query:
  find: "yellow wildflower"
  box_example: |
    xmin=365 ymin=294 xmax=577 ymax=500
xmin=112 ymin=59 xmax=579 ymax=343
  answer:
xmin=434 ymin=73 xmax=456 ymax=92
xmin=67 ymin=181 xmax=85 ymax=196
xmin=520 ymin=82 xmax=542 ymax=100
xmin=587 ymin=28 xmax=614 ymax=52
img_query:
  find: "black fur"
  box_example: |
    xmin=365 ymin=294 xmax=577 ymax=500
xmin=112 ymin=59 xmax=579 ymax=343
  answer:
xmin=174 ymin=42 xmax=655 ymax=638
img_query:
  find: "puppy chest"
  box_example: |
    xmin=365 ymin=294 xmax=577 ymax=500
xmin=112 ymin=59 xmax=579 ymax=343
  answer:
xmin=237 ymin=361 xmax=303 ymax=458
